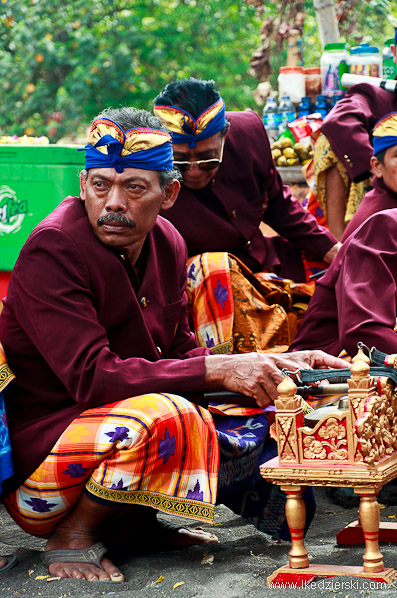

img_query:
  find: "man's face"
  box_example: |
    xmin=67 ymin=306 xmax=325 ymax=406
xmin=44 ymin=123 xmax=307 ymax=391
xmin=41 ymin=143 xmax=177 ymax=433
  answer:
xmin=371 ymin=145 xmax=397 ymax=194
xmin=172 ymin=132 xmax=224 ymax=190
xmin=80 ymin=167 xmax=179 ymax=261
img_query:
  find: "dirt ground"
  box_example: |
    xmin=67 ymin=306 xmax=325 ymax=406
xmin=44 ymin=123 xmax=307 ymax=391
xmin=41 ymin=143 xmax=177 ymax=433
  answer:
xmin=0 ymin=487 xmax=396 ymax=598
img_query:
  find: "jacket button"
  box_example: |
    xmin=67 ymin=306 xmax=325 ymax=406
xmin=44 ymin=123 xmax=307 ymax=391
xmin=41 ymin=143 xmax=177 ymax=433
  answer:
xmin=231 ymin=209 xmax=237 ymax=219
xmin=140 ymin=297 xmax=148 ymax=308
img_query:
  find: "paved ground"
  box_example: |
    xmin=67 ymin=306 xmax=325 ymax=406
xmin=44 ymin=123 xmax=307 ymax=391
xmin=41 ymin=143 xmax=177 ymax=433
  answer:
xmin=0 ymin=488 xmax=396 ymax=597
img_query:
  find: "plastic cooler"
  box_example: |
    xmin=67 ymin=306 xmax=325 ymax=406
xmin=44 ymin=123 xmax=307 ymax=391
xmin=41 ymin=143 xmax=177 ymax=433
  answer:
xmin=0 ymin=144 xmax=84 ymax=298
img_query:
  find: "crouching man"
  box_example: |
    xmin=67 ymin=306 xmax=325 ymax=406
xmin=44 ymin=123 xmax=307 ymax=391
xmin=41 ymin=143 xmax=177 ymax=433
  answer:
xmin=0 ymin=107 xmax=346 ymax=581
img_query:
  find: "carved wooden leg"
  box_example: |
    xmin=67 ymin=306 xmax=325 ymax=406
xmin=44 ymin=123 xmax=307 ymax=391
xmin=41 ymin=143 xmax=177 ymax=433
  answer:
xmin=281 ymin=485 xmax=309 ymax=569
xmin=357 ymin=492 xmax=384 ymax=573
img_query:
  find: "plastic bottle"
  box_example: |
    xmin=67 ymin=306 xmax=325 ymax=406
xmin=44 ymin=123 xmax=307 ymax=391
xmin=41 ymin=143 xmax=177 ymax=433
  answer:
xmin=329 ymin=90 xmax=344 ymax=111
xmin=348 ymin=42 xmax=382 ymax=78
xmin=262 ymin=97 xmax=280 ymax=143
xmin=277 ymin=66 xmax=305 ymax=105
xmin=382 ymin=39 xmax=397 ymax=79
xmin=314 ymin=95 xmax=328 ymax=119
xmin=297 ymin=96 xmax=312 ymax=118
xmin=320 ymin=43 xmax=350 ymax=97
xmin=278 ymin=95 xmax=296 ymax=134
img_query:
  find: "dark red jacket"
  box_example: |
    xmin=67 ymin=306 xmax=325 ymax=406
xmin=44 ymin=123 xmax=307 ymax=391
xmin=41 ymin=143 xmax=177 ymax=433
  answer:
xmin=0 ymin=196 xmax=211 ymax=489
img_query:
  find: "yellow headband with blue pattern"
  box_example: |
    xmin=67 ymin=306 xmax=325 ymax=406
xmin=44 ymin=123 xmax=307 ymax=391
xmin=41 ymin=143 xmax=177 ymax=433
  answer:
xmin=153 ymin=98 xmax=226 ymax=148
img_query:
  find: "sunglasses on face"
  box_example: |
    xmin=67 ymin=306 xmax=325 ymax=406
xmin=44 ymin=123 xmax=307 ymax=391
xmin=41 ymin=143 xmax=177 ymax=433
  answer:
xmin=173 ymin=137 xmax=225 ymax=173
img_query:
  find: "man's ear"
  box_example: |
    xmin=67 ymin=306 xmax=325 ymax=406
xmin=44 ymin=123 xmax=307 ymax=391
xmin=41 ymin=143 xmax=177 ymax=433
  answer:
xmin=161 ymin=179 xmax=181 ymax=211
xmin=80 ymin=171 xmax=88 ymax=200
xmin=370 ymin=155 xmax=383 ymax=178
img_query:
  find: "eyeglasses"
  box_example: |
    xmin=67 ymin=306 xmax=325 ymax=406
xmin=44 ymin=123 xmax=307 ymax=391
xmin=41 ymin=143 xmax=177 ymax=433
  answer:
xmin=173 ymin=137 xmax=225 ymax=173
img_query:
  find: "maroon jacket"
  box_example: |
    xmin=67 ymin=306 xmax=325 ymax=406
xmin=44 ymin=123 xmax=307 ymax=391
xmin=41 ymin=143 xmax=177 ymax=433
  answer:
xmin=321 ymin=82 xmax=397 ymax=183
xmin=290 ymin=208 xmax=397 ymax=356
xmin=162 ymin=111 xmax=336 ymax=280
xmin=342 ymin=177 xmax=397 ymax=241
xmin=0 ymin=196 xmax=211 ymax=490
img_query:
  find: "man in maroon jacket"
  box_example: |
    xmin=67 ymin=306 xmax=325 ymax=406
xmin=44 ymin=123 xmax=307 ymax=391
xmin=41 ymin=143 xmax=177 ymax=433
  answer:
xmin=154 ymin=78 xmax=340 ymax=281
xmin=0 ymin=107 xmax=346 ymax=582
xmin=153 ymin=79 xmax=340 ymax=353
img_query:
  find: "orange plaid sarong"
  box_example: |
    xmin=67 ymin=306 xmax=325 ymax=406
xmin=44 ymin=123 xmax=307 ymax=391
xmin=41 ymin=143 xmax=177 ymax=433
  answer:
xmin=4 ymin=394 xmax=218 ymax=538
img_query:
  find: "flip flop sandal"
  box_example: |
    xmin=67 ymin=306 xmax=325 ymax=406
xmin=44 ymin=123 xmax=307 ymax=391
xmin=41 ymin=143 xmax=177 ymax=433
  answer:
xmin=41 ymin=542 xmax=107 ymax=570
xmin=0 ymin=553 xmax=17 ymax=573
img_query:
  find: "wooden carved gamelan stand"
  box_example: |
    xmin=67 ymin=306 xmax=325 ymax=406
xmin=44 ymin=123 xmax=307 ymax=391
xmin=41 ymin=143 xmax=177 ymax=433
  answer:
xmin=260 ymin=349 xmax=397 ymax=586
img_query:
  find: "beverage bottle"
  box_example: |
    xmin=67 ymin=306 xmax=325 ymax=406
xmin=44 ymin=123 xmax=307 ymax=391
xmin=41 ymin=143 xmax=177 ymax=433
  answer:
xmin=278 ymin=95 xmax=296 ymax=134
xmin=262 ymin=97 xmax=280 ymax=143
xmin=314 ymin=94 xmax=328 ymax=119
xmin=329 ymin=90 xmax=344 ymax=111
xmin=297 ymin=96 xmax=312 ymax=118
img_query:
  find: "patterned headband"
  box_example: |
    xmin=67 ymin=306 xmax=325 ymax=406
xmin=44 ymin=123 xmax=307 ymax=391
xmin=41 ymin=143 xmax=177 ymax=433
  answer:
xmin=153 ymin=98 xmax=226 ymax=148
xmin=372 ymin=112 xmax=397 ymax=156
xmin=80 ymin=117 xmax=174 ymax=172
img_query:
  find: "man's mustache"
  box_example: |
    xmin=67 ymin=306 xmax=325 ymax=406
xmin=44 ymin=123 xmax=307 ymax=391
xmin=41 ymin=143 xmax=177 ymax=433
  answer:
xmin=97 ymin=213 xmax=136 ymax=228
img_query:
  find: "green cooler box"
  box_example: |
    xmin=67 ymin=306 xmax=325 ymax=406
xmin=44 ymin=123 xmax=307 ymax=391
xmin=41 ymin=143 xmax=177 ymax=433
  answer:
xmin=0 ymin=144 xmax=85 ymax=271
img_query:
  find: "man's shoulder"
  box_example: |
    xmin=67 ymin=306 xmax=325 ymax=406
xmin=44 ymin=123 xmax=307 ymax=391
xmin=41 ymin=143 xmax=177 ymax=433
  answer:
xmin=346 ymin=207 xmax=397 ymax=248
xmin=34 ymin=195 xmax=86 ymax=233
xmin=17 ymin=196 xmax=92 ymax=262
xmin=225 ymin=110 xmax=267 ymax=151
xmin=226 ymin=110 xmax=263 ymax=131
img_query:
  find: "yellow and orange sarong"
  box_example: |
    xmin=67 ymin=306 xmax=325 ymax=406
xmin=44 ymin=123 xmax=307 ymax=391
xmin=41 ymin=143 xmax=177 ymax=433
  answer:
xmin=187 ymin=252 xmax=315 ymax=356
xmin=4 ymin=394 xmax=218 ymax=538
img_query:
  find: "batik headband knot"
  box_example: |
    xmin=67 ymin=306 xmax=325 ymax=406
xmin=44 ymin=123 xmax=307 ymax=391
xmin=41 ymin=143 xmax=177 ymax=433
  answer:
xmin=79 ymin=118 xmax=174 ymax=172
xmin=372 ymin=112 xmax=397 ymax=156
xmin=153 ymin=98 xmax=226 ymax=148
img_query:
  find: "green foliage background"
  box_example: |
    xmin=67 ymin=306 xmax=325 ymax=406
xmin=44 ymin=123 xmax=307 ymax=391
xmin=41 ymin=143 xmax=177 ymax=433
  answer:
xmin=0 ymin=0 xmax=396 ymax=141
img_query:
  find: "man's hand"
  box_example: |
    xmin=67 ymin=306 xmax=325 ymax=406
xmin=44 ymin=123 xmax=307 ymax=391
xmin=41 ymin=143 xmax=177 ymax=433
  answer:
xmin=322 ymin=242 xmax=341 ymax=264
xmin=204 ymin=350 xmax=348 ymax=408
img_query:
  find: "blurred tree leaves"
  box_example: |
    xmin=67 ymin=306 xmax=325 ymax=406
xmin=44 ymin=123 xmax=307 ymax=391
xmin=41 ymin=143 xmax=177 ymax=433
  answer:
xmin=1 ymin=0 xmax=396 ymax=141
xmin=0 ymin=0 xmax=262 ymax=140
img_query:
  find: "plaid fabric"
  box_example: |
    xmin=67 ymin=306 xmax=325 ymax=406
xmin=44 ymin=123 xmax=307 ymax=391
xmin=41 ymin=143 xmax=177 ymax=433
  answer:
xmin=4 ymin=394 xmax=218 ymax=537
xmin=187 ymin=252 xmax=234 ymax=354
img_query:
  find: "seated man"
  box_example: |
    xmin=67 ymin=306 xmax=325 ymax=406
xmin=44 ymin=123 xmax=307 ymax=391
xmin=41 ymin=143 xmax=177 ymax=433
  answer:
xmin=153 ymin=78 xmax=340 ymax=353
xmin=341 ymin=112 xmax=397 ymax=241
xmin=0 ymin=107 xmax=346 ymax=581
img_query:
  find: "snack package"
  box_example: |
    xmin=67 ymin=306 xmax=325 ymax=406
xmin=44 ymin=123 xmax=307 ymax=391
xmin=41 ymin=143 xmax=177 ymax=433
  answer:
xmin=287 ymin=113 xmax=323 ymax=148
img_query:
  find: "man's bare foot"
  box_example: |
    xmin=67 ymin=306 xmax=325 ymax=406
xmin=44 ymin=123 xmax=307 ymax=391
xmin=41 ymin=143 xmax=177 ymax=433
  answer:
xmin=101 ymin=507 xmax=218 ymax=552
xmin=0 ymin=553 xmax=17 ymax=573
xmin=45 ymin=533 xmax=124 ymax=581
xmin=0 ymin=557 xmax=8 ymax=569
xmin=160 ymin=525 xmax=219 ymax=548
